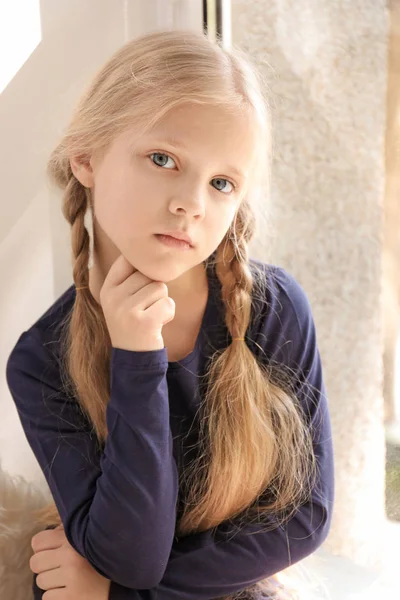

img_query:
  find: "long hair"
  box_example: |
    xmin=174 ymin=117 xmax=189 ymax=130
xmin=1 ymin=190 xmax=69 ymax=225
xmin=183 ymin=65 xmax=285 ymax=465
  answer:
xmin=34 ymin=30 xmax=318 ymax=599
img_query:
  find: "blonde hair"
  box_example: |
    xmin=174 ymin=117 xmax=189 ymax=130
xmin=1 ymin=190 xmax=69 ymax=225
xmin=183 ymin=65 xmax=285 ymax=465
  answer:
xmin=35 ymin=30 xmax=318 ymax=599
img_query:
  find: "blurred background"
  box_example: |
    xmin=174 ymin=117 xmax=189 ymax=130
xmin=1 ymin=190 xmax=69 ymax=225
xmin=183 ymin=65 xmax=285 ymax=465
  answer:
xmin=0 ymin=1 xmax=399 ymax=598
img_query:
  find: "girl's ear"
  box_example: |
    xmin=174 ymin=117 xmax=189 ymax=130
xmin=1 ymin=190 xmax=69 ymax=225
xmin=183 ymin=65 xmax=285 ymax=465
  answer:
xmin=70 ymin=155 xmax=94 ymax=188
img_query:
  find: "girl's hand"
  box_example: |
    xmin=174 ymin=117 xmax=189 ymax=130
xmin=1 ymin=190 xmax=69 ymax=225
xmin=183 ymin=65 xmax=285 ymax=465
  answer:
xmin=30 ymin=525 xmax=111 ymax=599
xmin=100 ymin=254 xmax=175 ymax=352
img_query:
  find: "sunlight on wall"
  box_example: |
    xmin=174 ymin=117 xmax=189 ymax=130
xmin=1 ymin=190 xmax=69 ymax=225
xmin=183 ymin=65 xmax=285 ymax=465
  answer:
xmin=0 ymin=0 xmax=42 ymax=94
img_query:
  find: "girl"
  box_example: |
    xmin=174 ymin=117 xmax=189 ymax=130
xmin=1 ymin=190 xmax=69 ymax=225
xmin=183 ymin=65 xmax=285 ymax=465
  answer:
xmin=5 ymin=29 xmax=334 ymax=600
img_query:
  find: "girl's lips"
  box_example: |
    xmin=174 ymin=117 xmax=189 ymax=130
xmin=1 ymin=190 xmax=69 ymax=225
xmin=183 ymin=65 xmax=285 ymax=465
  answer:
xmin=154 ymin=234 xmax=193 ymax=250
xmin=157 ymin=230 xmax=194 ymax=246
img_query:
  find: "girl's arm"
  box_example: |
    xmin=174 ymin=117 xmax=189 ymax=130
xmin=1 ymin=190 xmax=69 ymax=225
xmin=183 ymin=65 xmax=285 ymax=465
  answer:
xmin=6 ymin=334 xmax=178 ymax=590
xmin=11 ymin=267 xmax=334 ymax=600
xmin=104 ymin=269 xmax=335 ymax=600
xmin=111 ymin=361 xmax=332 ymax=597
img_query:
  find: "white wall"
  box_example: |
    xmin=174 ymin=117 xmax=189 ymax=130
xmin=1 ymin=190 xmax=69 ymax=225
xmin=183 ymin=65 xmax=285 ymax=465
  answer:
xmin=0 ymin=0 xmax=202 ymax=484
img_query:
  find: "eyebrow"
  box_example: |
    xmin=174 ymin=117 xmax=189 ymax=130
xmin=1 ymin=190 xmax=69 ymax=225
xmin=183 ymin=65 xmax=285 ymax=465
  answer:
xmin=154 ymin=136 xmax=247 ymax=181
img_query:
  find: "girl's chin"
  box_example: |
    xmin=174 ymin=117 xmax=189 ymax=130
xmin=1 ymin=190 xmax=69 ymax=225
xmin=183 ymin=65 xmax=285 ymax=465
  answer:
xmin=130 ymin=259 xmax=190 ymax=283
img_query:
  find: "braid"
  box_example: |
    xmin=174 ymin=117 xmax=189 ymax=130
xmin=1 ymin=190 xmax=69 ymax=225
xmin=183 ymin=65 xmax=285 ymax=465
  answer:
xmin=214 ymin=202 xmax=255 ymax=341
xmin=62 ymin=175 xmax=91 ymax=289
xmin=33 ymin=168 xmax=111 ymax=529
xmin=58 ymin=171 xmax=111 ymax=441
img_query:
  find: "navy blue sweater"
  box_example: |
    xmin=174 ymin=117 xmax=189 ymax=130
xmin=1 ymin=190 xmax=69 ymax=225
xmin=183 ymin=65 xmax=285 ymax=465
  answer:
xmin=6 ymin=259 xmax=334 ymax=599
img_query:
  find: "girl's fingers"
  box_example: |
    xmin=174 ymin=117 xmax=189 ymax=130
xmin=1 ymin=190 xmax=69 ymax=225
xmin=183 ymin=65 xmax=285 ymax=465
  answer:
xmin=31 ymin=528 xmax=67 ymax=552
xmin=30 ymin=548 xmax=61 ymax=574
xmin=101 ymin=254 xmax=137 ymax=291
xmin=36 ymin=567 xmax=65 ymax=591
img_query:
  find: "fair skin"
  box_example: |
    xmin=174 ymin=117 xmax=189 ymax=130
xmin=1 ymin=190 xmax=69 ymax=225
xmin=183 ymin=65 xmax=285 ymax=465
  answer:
xmin=74 ymin=102 xmax=257 ymax=359
xmin=30 ymin=526 xmax=110 ymax=599
xmin=30 ymin=102 xmax=258 ymax=594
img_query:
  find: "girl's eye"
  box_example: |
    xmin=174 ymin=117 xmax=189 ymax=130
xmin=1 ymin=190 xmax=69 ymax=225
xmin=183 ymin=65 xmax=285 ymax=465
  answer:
xmin=150 ymin=153 xmax=236 ymax=194
xmin=150 ymin=152 xmax=176 ymax=169
xmin=211 ymin=178 xmax=234 ymax=194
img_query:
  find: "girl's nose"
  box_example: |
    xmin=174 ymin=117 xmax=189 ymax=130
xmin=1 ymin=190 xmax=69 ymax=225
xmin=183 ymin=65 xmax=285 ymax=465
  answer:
xmin=170 ymin=188 xmax=206 ymax=218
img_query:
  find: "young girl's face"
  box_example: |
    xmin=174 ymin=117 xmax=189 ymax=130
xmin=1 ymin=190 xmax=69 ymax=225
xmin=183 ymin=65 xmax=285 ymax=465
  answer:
xmin=73 ymin=102 xmax=259 ymax=285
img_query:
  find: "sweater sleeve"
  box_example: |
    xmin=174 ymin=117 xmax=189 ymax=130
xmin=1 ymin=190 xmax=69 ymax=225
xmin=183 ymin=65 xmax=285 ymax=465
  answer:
xmin=6 ymin=334 xmax=179 ymax=589
xmin=106 ymin=267 xmax=335 ymax=599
